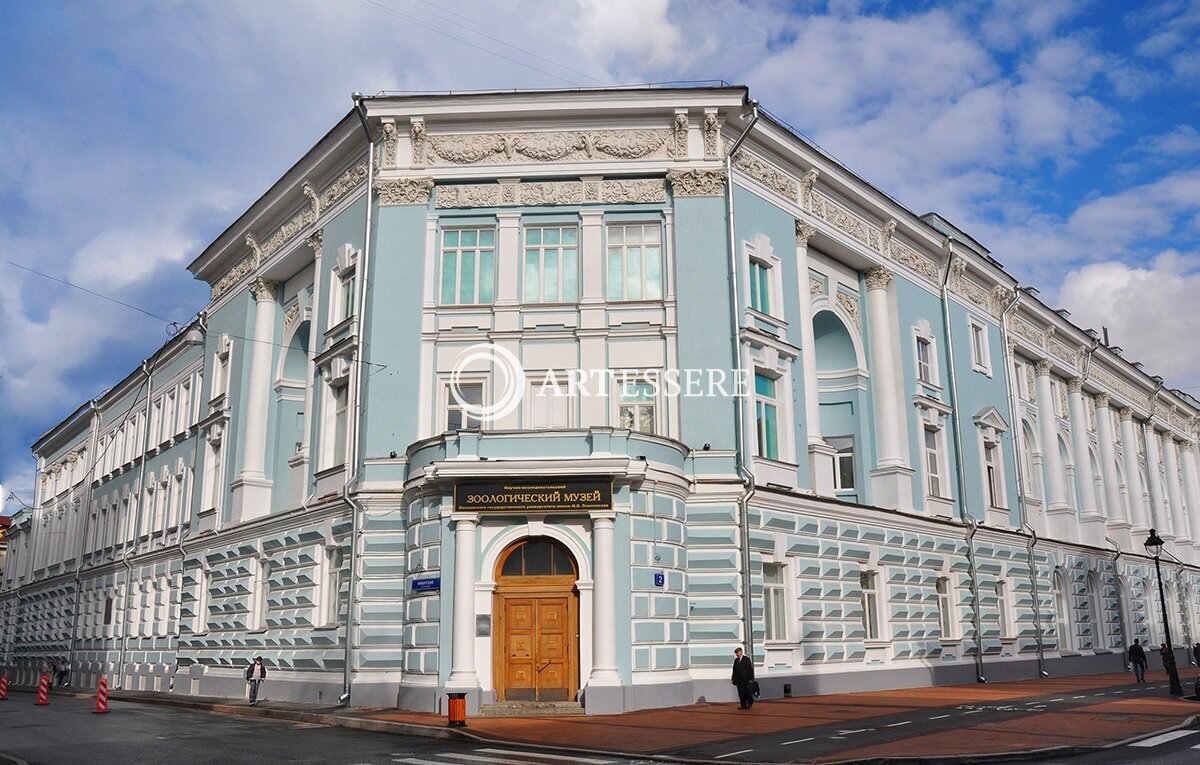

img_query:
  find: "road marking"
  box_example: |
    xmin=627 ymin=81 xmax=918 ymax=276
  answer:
xmin=715 ymin=750 xmax=753 ymax=759
xmin=1129 ymin=730 xmax=1200 ymax=747
xmin=1073 ymin=695 xmax=1086 ymax=699
xmin=838 ymin=729 xmax=868 ymax=735
xmin=475 ymin=750 xmax=614 ymax=764
xmin=1049 ymin=698 xmax=1065 ymax=702
xmin=929 ymin=714 xmax=951 ymax=720
xmin=963 ymin=709 xmax=983 ymax=714
xmin=392 ymin=759 xmax=446 ymax=765
xmin=782 ymin=737 xmax=814 ymax=745
xmin=886 ymin=721 xmax=912 ymax=727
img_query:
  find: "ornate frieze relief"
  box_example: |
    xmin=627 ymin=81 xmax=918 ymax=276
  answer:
xmin=435 ymin=177 xmax=667 ymax=208
xmin=283 ymin=301 xmax=300 ymax=331
xmin=809 ymin=189 xmax=881 ymax=251
xmin=703 ymin=112 xmax=721 ymax=159
xmin=1047 ymin=337 xmax=1083 ymax=369
xmin=836 ymin=291 xmax=861 ymax=330
xmin=381 ymin=121 xmax=398 ymax=167
xmin=320 ymin=159 xmax=369 ymax=210
xmin=419 ymin=127 xmax=679 ymax=167
xmin=799 ymin=169 xmax=819 ymax=210
xmin=946 ymin=259 xmax=1014 ymax=320
xmin=810 ymin=277 xmax=823 ymax=295
xmin=1089 ymin=365 xmax=1151 ymax=412
xmin=667 ymin=169 xmax=727 ymax=197
xmin=732 ymin=150 xmax=797 ymax=199
xmin=211 ymin=256 xmax=255 ymax=301
xmin=1010 ymin=314 xmax=1046 ymax=347
xmin=673 ymin=112 xmax=689 ymax=157
xmin=375 ymin=177 xmax=434 ymax=206
xmin=888 ymin=238 xmax=942 ymax=284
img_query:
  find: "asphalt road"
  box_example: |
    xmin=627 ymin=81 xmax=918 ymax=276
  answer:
xmin=0 ymin=696 xmax=665 ymax=765
xmin=1005 ymin=725 xmax=1200 ymax=764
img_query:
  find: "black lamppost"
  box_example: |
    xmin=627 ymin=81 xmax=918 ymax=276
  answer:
xmin=1144 ymin=528 xmax=1184 ymax=696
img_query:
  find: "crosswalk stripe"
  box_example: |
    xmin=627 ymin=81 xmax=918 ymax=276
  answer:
xmin=474 ymin=749 xmax=615 ymax=764
xmin=715 ymin=750 xmax=753 ymax=759
xmin=392 ymin=758 xmax=447 ymax=765
xmin=1129 ymin=730 xmax=1199 ymax=748
xmin=441 ymin=754 xmax=531 ymax=764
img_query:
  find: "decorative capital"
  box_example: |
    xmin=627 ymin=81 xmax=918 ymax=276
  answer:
xmin=864 ymin=266 xmax=893 ymax=291
xmin=1066 ymin=377 xmax=1083 ymax=394
xmin=1034 ymin=359 xmax=1052 ymax=376
xmin=795 ymin=221 xmax=817 ymax=247
xmin=375 ymin=177 xmax=434 ymax=206
xmin=306 ymin=229 xmax=324 ymax=255
xmin=667 ymin=168 xmax=727 ymax=197
xmin=1119 ymin=407 xmax=1133 ymax=422
xmin=249 ymin=278 xmax=277 ymax=303
xmin=1183 ymin=440 xmax=1195 ymax=454
xmin=1095 ymin=392 xmax=1110 ymax=408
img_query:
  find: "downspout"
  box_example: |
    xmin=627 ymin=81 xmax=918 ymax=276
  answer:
xmin=1000 ymin=286 xmax=1047 ymax=676
xmin=66 ymin=399 xmax=103 ymax=682
xmin=340 ymin=93 xmax=374 ymax=705
xmin=939 ymin=242 xmax=986 ymax=683
xmin=115 ymin=356 xmax=156 ymax=689
xmin=725 ymin=99 xmax=760 ymax=659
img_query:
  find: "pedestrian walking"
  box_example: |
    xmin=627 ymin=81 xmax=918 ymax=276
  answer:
xmin=1192 ymin=642 xmax=1200 ymax=666
xmin=245 ymin=656 xmax=266 ymax=705
xmin=731 ymin=647 xmax=755 ymax=709
xmin=1128 ymin=638 xmax=1146 ymax=683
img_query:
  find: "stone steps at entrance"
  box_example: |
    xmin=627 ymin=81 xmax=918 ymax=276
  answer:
xmin=479 ymin=700 xmax=585 ymax=717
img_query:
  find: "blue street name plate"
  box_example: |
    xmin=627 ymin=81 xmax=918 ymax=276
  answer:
xmin=653 ymin=572 xmax=665 ymax=587
xmin=412 ymin=577 xmax=441 ymax=593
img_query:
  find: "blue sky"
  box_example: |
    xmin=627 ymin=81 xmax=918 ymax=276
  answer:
xmin=2 ymin=0 xmax=1199 ymax=512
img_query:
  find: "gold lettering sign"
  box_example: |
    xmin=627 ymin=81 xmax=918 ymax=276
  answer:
xmin=454 ymin=478 xmax=613 ymax=513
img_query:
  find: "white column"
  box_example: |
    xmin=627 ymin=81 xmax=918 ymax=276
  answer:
xmin=1180 ymin=442 xmax=1200 ymax=557
xmin=492 ymin=212 xmax=522 ymax=430
xmin=1119 ymin=408 xmax=1150 ymax=536
xmin=579 ymin=210 xmax=608 ymax=429
xmin=865 ymin=267 xmax=914 ymax=511
xmin=231 ymin=278 xmax=277 ymax=522
xmin=1096 ymin=395 xmax=1130 ymax=541
xmin=797 ymin=223 xmax=835 ymax=495
xmin=290 ymin=232 xmax=323 ymax=502
xmin=1067 ymin=378 xmax=1104 ymax=544
xmin=1034 ymin=360 xmax=1069 ymax=517
xmin=1144 ymin=425 xmax=1172 ymax=541
xmin=588 ymin=512 xmax=620 ymax=685
xmin=1163 ymin=436 xmax=1190 ymax=548
xmin=447 ymin=514 xmax=479 ymax=689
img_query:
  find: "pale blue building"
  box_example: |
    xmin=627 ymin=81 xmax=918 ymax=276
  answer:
xmin=4 ymin=86 xmax=1200 ymax=715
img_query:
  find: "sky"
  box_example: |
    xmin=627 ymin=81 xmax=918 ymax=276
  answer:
xmin=2 ymin=0 xmax=1199 ymax=513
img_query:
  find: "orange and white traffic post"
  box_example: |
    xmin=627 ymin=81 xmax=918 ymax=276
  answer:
xmin=0 ymin=674 xmax=9 ymax=700
xmin=35 ymin=674 xmax=50 ymax=705
xmin=94 ymin=676 xmax=110 ymax=714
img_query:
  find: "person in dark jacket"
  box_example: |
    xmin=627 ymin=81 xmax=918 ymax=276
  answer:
xmin=1128 ymin=639 xmax=1146 ymax=683
xmin=245 ymin=656 xmax=267 ymax=705
xmin=731 ymin=647 xmax=755 ymax=709
xmin=1192 ymin=642 xmax=1200 ymax=667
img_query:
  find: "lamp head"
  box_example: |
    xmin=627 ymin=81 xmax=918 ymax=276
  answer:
xmin=1145 ymin=528 xmax=1165 ymax=558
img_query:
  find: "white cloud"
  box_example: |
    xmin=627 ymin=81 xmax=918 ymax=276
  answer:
xmin=1058 ymin=252 xmax=1200 ymax=391
xmin=575 ymin=0 xmax=685 ymax=73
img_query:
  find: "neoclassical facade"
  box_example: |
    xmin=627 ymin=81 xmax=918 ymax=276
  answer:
xmin=4 ymin=86 xmax=1200 ymax=714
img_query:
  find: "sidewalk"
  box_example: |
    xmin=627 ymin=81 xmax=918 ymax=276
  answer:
xmin=14 ymin=668 xmax=1200 ymax=763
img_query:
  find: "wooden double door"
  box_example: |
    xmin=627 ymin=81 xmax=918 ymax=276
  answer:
xmin=493 ymin=538 xmax=579 ymax=702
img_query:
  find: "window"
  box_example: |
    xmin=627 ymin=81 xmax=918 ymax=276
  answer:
xmin=163 ymin=391 xmax=176 ymax=443
xmin=763 ymin=563 xmax=788 ymax=642
xmin=861 ymin=571 xmax=881 ymax=640
xmin=936 ymin=577 xmax=955 ymax=638
xmin=1013 ymin=360 xmax=1030 ymax=401
xmin=149 ymin=399 xmax=162 ymax=448
xmin=177 ymin=380 xmax=191 ymax=434
xmin=330 ymin=383 xmax=348 ymax=466
xmin=618 ymin=381 xmax=656 ymax=434
xmin=1054 ymin=570 xmax=1072 ymax=651
xmin=330 ymin=246 xmax=359 ymax=324
xmin=446 ymin=382 xmax=484 ymax=431
xmin=440 ymin=228 xmax=495 ymax=305
xmin=996 ymin=581 xmax=1012 ymax=639
xmin=211 ymin=335 xmax=231 ymax=402
xmin=749 ymin=259 xmax=770 ymax=314
xmin=322 ymin=547 xmax=345 ymax=625
xmin=755 ymin=373 xmax=779 ymax=460
xmin=524 ymin=226 xmax=578 ymax=303
xmin=924 ymin=428 xmax=944 ymax=497
xmin=969 ymin=318 xmax=990 ymax=374
xmin=103 ymin=596 xmax=114 ymax=626
xmin=606 ymin=223 xmax=662 ymax=301
xmin=828 ymin=436 xmax=856 ymax=490
xmin=202 ymin=426 xmax=225 ymax=513
xmin=916 ymin=336 xmax=934 ymax=384
xmin=529 ymin=375 xmax=572 ymax=429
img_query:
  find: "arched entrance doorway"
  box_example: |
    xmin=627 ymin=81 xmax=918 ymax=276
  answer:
xmin=493 ymin=537 xmax=579 ymax=702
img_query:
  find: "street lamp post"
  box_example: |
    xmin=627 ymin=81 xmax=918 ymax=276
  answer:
xmin=1144 ymin=528 xmax=1184 ymax=696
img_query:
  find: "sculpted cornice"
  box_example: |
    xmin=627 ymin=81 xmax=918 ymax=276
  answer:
xmin=732 ymin=150 xmax=797 ymax=199
xmin=375 ymin=177 xmax=434 ymax=206
xmin=211 ymin=159 xmax=369 ymax=301
xmin=414 ymin=127 xmax=681 ymax=167
xmin=435 ymin=177 xmax=666 ymax=208
xmin=667 ymin=168 xmax=727 ymax=197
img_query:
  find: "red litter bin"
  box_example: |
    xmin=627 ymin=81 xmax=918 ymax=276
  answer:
xmin=447 ymin=692 xmax=467 ymax=727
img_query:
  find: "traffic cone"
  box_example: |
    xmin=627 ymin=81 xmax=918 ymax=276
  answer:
xmin=94 ymin=677 xmax=110 ymax=714
xmin=35 ymin=674 xmax=50 ymax=705
xmin=0 ymin=674 xmax=8 ymax=700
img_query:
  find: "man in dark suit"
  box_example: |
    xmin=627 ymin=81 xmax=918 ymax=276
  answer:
xmin=731 ymin=647 xmax=755 ymax=709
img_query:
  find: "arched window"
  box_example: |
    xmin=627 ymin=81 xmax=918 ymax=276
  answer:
xmin=1054 ymin=569 xmax=1072 ymax=652
xmin=1021 ymin=422 xmax=1042 ymax=500
xmin=498 ymin=537 xmax=577 ymax=579
xmin=813 ymin=310 xmax=859 ymax=372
